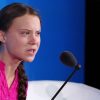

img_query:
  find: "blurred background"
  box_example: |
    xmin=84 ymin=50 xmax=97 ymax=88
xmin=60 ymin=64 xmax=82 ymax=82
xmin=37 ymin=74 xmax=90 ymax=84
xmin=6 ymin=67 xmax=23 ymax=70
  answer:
xmin=0 ymin=0 xmax=99 ymax=89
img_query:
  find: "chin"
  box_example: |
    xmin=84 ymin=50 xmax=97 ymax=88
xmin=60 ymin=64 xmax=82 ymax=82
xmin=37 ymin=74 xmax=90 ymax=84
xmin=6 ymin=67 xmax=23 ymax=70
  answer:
xmin=24 ymin=56 xmax=35 ymax=62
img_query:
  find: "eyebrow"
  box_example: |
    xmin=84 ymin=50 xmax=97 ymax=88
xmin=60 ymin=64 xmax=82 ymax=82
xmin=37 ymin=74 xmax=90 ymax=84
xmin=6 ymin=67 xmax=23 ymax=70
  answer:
xmin=17 ymin=29 xmax=41 ymax=32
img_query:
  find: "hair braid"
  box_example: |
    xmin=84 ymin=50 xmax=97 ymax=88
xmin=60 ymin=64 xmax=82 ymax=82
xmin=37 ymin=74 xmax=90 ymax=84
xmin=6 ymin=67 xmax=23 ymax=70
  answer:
xmin=18 ymin=62 xmax=28 ymax=100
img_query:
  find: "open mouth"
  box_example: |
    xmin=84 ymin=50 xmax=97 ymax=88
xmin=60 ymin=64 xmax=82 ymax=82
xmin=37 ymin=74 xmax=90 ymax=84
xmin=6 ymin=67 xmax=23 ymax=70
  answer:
xmin=27 ymin=49 xmax=36 ymax=55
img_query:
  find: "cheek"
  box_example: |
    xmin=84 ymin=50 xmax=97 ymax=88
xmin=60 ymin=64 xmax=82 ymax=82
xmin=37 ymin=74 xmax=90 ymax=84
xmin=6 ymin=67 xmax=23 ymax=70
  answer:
xmin=37 ymin=37 xmax=41 ymax=50
xmin=6 ymin=40 xmax=27 ymax=61
xmin=6 ymin=43 xmax=20 ymax=55
xmin=6 ymin=38 xmax=25 ymax=53
xmin=38 ymin=37 xmax=41 ymax=46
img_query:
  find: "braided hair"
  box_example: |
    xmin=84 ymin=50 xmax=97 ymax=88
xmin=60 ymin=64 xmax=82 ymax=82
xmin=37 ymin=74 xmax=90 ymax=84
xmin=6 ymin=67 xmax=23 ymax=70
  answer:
xmin=0 ymin=3 xmax=41 ymax=99
xmin=17 ymin=62 xmax=28 ymax=99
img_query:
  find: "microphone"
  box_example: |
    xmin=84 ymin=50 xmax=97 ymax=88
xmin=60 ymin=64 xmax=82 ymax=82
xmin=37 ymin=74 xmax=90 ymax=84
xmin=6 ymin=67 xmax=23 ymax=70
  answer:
xmin=60 ymin=51 xmax=80 ymax=69
xmin=51 ymin=51 xmax=81 ymax=100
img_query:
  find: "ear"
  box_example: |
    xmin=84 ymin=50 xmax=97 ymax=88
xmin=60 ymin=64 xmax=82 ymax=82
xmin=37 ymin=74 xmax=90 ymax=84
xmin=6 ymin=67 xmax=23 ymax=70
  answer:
xmin=0 ymin=31 xmax=6 ymax=43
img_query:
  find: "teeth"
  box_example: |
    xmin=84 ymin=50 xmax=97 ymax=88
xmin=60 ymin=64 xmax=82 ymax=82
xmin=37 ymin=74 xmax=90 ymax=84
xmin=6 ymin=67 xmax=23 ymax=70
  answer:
xmin=27 ymin=49 xmax=36 ymax=53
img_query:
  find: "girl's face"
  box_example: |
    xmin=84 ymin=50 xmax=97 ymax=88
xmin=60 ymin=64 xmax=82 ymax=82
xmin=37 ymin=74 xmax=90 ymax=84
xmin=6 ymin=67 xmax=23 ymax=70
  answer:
xmin=3 ymin=14 xmax=41 ymax=62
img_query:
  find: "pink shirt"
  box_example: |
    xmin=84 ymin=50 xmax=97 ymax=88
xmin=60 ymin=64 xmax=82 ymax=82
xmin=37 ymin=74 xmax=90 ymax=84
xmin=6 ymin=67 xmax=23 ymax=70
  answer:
xmin=0 ymin=60 xmax=18 ymax=100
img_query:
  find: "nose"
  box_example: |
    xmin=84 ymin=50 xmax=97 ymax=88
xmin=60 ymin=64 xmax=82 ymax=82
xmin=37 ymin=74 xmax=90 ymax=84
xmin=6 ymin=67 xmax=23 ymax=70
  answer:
xmin=28 ymin=33 xmax=39 ymax=44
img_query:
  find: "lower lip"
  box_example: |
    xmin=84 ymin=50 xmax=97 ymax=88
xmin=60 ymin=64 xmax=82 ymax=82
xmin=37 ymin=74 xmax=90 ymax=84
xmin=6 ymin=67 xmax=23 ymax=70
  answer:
xmin=27 ymin=50 xmax=36 ymax=55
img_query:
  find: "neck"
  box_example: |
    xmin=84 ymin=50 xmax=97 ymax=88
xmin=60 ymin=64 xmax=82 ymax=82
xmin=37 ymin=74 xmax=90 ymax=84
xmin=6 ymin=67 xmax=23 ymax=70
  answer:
xmin=0 ymin=49 xmax=21 ymax=78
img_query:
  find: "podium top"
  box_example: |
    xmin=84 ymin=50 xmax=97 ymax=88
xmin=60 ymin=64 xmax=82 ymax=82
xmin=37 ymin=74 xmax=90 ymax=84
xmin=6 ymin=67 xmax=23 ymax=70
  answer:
xmin=27 ymin=80 xmax=100 ymax=100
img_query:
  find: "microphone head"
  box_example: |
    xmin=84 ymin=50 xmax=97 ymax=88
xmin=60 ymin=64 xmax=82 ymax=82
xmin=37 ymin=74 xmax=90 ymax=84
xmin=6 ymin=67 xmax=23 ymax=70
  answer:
xmin=60 ymin=51 xmax=77 ymax=67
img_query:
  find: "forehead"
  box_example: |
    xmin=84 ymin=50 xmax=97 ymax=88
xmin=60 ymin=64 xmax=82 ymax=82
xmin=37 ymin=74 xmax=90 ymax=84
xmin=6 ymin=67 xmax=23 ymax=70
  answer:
xmin=9 ymin=14 xmax=41 ymax=31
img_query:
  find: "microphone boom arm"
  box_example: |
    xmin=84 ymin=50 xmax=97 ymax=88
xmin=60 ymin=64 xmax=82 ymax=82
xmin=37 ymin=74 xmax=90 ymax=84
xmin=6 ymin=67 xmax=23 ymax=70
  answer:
xmin=51 ymin=64 xmax=80 ymax=100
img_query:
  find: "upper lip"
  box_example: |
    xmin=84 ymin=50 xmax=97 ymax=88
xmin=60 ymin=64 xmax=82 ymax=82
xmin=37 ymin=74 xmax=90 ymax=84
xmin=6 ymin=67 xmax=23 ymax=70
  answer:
xmin=27 ymin=48 xmax=36 ymax=51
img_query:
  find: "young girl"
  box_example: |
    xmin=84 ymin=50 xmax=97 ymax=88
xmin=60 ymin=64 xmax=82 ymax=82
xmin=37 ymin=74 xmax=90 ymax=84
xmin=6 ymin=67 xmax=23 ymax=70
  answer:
xmin=0 ymin=3 xmax=41 ymax=100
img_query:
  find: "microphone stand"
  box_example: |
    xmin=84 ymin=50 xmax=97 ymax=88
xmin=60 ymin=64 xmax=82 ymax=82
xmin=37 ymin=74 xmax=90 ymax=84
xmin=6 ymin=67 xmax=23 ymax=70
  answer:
xmin=51 ymin=64 xmax=80 ymax=100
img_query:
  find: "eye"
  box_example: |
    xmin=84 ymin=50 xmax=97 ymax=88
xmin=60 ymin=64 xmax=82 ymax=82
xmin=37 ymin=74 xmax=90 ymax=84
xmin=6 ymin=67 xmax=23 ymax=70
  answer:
xmin=35 ymin=31 xmax=40 ymax=36
xmin=20 ymin=31 xmax=31 ymax=36
xmin=23 ymin=31 xmax=30 ymax=34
